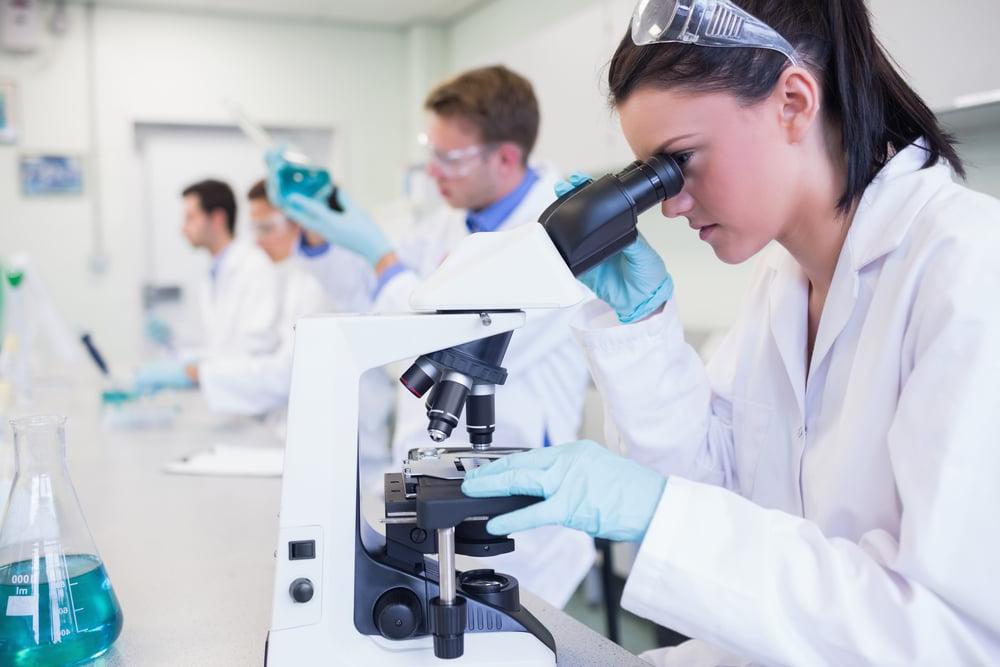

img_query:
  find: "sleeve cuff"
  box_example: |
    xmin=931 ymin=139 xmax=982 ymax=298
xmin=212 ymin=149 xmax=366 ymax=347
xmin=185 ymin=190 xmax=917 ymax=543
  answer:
xmin=572 ymin=298 xmax=684 ymax=354
xmin=620 ymin=476 xmax=764 ymax=642
xmin=372 ymin=261 xmax=409 ymax=300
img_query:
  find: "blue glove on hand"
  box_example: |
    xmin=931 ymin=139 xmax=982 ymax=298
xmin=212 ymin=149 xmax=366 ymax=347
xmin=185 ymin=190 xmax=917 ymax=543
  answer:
xmin=144 ymin=316 xmax=173 ymax=349
xmin=266 ymin=149 xmax=392 ymax=267
xmin=134 ymin=360 xmax=193 ymax=394
xmin=554 ymin=173 xmax=674 ymax=324
xmin=281 ymin=192 xmax=393 ymax=267
xmin=461 ymin=440 xmax=667 ymax=542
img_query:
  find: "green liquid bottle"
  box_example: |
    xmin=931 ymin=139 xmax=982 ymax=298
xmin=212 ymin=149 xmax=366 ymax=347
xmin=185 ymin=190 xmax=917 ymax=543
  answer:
xmin=0 ymin=416 xmax=124 ymax=666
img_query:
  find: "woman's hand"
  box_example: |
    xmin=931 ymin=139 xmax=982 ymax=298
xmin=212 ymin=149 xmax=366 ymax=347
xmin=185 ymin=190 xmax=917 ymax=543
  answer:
xmin=461 ymin=440 xmax=667 ymax=542
xmin=554 ymin=173 xmax=674 ymax=323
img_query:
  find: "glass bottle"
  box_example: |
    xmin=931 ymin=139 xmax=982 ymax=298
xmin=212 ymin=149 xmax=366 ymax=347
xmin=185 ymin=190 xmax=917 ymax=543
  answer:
xmin=271 ymin=148 xmax=334 ymax=203
xmin=0 ymin=416 xmax=123 ymax=665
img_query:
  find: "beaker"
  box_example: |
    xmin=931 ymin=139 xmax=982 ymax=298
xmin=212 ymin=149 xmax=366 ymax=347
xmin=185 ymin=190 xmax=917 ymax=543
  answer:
xmin=0 ymin=415 xmax=123 ymax=666
xmin=272 ymin=156 xmax=334 ymax=203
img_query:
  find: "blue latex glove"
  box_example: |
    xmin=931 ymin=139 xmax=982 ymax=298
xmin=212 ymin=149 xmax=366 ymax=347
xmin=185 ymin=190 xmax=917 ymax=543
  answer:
xmin=144 ymin=316 xmax=173 ymax=349
xmin=281 ymin=193 xmax=393 ymax=267
xmin=554 ymin=173 xmax=674 ymax=324
xmin=266 ymin=149 xmax=392 ymax=267
xmin=461 ymin=440 xmax=667 ymax=542
xmin=552 ymin=171 xmax=592 ymax=198
xmin=134 ymin=360 xmax=193 ymax=393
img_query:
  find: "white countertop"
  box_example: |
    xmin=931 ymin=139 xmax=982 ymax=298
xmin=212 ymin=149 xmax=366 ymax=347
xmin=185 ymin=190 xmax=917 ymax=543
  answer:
xmin=3 ymin=378 xmax=646 ymax=666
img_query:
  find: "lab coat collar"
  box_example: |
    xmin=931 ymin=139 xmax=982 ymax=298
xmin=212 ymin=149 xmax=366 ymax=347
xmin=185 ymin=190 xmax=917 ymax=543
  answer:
xmin=767 ymin=251 xmax=808 ymax=415
xmin=762 ymin=140 xmax=952 ymax=274
xmin=486 ymin=162 xmax=562 ymax=234
xmin=765 ymin=140 xmax=953 ymax=410
xmin=212 ymin=242 xmax=253 ymax=285
xmin=209 ymin=243 xmax=231 ymax=282
xmin=846 ymin=139 xmax=953 ymax=272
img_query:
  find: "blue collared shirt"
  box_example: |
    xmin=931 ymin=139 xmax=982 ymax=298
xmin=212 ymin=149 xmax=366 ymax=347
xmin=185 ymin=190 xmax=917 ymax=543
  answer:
xmin=465 ymin=168 xmax=539 ymax=233
xmin=373 ymin=169 xmax=541 ymax=301
xmin=297 ymin=234 xmax=330 ymax=258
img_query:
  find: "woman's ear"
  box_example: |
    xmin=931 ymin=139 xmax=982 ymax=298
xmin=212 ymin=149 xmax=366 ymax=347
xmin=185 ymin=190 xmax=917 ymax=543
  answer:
xmin=774 ymin=66 xmax=821 ymax=144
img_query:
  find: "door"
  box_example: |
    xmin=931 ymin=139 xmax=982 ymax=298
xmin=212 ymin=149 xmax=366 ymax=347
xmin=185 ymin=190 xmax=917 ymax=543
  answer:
xmin=134 ymin=122 xmax=333 ymax=350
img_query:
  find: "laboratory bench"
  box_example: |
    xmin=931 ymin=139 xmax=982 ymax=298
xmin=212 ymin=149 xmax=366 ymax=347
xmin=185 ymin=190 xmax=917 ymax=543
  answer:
xmin=3 ymin=381 xmax=648 ymax=666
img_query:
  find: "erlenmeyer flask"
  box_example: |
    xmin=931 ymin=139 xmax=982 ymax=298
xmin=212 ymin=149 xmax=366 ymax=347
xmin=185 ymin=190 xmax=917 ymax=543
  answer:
xmin=0 ymin=415 xmax=123 ymax=666
xmin=273 ymin=158 xmax=334 ymax=203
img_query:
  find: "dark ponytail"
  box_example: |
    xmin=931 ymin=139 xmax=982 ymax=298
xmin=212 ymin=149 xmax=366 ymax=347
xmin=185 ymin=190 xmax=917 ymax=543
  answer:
xmin=608 ymin=0 xmax=964 ymax=213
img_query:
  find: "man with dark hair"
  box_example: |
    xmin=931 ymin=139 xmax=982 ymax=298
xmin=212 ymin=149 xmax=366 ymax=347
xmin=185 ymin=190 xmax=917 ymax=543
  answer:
xmin=266 ymin=65 xmax=594 ymax=608
xmin=182 ymin=179 xmax=238 ymax=236
xmin=135 ymin=178 xmax=279 ymax=393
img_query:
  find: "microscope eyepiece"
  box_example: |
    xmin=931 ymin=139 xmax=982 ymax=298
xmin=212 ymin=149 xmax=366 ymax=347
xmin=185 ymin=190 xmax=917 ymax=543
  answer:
xmin=617 ymin=153 xmax=685 ymax=211
xmin=539 ymin=152 xmax=684 ymax=276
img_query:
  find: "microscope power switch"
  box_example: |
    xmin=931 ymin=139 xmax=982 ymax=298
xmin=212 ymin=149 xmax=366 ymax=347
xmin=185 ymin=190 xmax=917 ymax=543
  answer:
xmin=288 ymin=540 xmax=316 ymax=560
xmin=289 ymin=578 xmax=314 ymax=603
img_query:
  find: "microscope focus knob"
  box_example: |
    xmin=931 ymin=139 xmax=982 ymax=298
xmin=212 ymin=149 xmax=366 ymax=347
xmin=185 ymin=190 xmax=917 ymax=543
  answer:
xmin=374 ymin=588 xmax=422 ymax=640
xmin=289 ymin=578 xmax=314 ymax=603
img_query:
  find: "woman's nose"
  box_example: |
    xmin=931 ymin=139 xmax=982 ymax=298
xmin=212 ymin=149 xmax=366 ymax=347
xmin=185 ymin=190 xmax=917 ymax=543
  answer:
xmin=661 ymin=190 xmax=694 ymax=219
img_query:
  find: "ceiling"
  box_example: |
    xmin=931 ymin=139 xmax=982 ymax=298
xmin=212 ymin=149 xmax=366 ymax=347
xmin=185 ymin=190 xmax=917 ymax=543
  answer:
xmin=78 ymin=0 xmax=491 ymax=27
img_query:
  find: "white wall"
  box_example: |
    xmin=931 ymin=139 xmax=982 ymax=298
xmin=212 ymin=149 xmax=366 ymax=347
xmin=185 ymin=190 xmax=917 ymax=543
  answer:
xmin=3 ymin=0 xmax=998 ymax=368
xmin=446 ymin=0 xmax=1000 ymax=332
xmin=871 ymin=0 xmax=1000 ymax=111
xmin=1 ymin=3 xmax=409 ymax=367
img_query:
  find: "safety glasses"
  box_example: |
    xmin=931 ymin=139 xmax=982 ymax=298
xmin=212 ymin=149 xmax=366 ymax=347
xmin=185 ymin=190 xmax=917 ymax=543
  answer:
xmin=631 ymin=0 xmax=801 ymax=66
xmin=418 ymin=133 xmax=500 ymax=179
xmin=250 ymin=212 xmax=291 ymax=237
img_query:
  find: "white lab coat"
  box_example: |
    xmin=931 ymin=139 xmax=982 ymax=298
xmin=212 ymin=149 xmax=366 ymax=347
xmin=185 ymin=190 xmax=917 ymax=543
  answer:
xmin=192 ymin=242 xmax=280 ymax=360
xmin=296 ymin=239 xmax=395 ymax=457
xmin=199 ymin=256 xmax=394 ymax=452
xmin=297 ymin=241 xmax=377 ymax=314
xmin=375 ymin=165 xmax=596 ymax=609
xmin=573 ymin=142 xmax=1000 ymax=665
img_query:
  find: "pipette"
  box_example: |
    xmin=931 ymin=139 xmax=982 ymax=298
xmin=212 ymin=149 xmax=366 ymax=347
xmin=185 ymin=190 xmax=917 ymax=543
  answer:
xmin=223 ymin=98 xmax=312 ymax=164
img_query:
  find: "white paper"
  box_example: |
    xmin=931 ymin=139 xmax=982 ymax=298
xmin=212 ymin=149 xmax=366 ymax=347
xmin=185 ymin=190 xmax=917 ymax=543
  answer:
xmin=162 ymin=444 xmax=284 ymax=477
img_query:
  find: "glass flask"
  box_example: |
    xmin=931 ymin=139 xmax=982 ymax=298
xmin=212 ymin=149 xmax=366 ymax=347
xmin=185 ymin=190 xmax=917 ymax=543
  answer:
xmin=273 ymin=155 xmax=334 ymax=203
xmin=0 ymin=416 xmax=123 ymax=666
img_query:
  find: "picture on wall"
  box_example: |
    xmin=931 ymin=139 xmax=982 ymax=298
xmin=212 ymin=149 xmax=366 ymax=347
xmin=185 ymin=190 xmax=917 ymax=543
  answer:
xmin=0 ymin=81 xmax=16 ymax=144
xmin=19 ymin=154 xmax=85 ymax=196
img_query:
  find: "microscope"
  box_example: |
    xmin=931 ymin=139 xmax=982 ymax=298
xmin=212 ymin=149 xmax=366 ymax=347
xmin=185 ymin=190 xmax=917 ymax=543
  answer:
xmin=264 ymin=154 xmax=683 ymax=665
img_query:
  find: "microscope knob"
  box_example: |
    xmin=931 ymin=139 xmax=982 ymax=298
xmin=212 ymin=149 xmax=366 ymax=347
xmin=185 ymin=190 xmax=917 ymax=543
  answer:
xmin=374 ymin=588 xmax=423 ymax=640
xmin=289 ymin=578 xmax=314 ymax=603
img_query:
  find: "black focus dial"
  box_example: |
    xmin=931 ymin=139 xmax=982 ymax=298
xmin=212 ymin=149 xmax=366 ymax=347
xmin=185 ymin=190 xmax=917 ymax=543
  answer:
xmin=374 ymin=588 xmax=422 ymax=640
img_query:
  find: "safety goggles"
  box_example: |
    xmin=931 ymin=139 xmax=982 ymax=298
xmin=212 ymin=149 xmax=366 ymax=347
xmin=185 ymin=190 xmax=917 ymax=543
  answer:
xmin=631 ymin=0 xmax=801 ymax=66
xmin=418 ymin=133 xmax=499 ymax=179
xmin=250 ymin=212 xmax=291 ymax=237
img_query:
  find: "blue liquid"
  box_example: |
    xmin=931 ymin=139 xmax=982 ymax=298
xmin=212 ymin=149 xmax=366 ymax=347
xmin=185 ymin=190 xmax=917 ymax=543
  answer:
xmin=0 ymin=555 xmax=123 ymax=666
xmin=276 ymin=163 xmax=332 ymax=201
